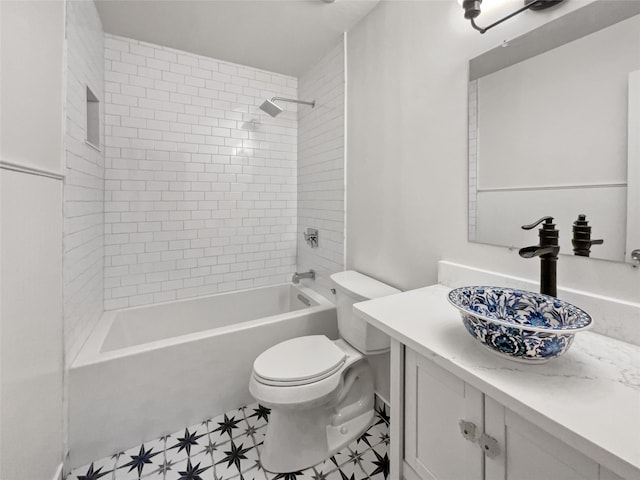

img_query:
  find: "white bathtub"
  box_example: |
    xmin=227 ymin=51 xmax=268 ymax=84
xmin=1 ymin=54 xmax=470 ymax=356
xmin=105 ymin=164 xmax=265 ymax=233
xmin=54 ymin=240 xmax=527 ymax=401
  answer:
xmin=69 ymin=283 xmax=337 ymax=468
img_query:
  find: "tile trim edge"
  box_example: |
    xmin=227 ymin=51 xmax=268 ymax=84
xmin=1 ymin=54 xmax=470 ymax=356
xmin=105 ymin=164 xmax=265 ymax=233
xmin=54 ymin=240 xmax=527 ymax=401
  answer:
xmin=0 ymin=159 xmax=65 ymax=181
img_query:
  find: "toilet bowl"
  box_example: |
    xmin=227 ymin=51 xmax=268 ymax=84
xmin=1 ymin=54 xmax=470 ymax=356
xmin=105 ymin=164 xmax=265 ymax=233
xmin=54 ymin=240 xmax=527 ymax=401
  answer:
xmin=249 ymin=271 xmax=400 ymax=473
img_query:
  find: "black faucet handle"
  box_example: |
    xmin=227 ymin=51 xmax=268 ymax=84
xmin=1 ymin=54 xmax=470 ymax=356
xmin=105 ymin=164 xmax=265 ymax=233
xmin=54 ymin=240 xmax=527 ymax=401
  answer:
xmin=521 ymin=216 xmax=554 ymax=230
xmin=571 ymin=214 xmax=603 ymax=257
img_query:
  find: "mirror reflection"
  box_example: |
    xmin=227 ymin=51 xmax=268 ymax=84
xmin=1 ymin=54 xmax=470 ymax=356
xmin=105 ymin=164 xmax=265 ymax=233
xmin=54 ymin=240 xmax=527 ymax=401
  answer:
xmin=468 ymin=1 xmax=640 ymax=263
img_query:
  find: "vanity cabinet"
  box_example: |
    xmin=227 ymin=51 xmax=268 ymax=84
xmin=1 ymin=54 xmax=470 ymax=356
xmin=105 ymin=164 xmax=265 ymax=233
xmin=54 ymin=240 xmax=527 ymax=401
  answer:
xmin=402 ymin=347 xmax=624 ymax=480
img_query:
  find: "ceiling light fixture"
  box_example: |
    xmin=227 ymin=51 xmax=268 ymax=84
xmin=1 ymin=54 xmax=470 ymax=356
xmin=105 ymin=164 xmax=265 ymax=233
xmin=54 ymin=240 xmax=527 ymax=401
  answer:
xmin=462 ymin=0 xmax=564 ymax=34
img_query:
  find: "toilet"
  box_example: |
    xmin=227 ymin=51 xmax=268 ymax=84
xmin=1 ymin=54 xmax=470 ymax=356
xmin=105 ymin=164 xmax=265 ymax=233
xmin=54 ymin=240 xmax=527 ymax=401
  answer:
xmin=249 ymin=270 xmax=400 ymax=473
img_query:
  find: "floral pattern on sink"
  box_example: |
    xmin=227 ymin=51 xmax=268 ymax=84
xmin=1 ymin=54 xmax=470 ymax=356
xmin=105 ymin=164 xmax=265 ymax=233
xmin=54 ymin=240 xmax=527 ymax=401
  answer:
xmin=448 ymin=286 xmax=592 ymax=363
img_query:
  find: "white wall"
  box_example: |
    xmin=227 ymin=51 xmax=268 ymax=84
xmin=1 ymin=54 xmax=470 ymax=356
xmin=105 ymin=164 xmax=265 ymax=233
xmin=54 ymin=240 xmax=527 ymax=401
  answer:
xmin=0 ymin=1 xmax=65 ymax=478
xmin=0 ymin=0 xmax=65 ymax=173
xmin=0 ymin=172 xmax=64 ymax=480
xmin=297 ymin=40 xmax=345 ymax=299
xmin=64 ymin=0 xmax=105 ymax=367
xmin=347 ymin=1 xmax=640 ymax=396
xmin=103 ymin=35 xmax=298 ymax=309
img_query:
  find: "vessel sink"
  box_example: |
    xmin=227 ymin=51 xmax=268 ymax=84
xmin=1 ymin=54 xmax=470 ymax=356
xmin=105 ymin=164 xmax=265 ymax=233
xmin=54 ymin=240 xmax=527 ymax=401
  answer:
xmin=447 ymin=286 xmax=592 ymax=363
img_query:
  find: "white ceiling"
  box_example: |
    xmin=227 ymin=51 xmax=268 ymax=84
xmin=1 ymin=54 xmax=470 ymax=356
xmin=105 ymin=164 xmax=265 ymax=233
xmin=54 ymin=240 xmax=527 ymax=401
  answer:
xmin=95 ymin=0 xmax=380 ymax=77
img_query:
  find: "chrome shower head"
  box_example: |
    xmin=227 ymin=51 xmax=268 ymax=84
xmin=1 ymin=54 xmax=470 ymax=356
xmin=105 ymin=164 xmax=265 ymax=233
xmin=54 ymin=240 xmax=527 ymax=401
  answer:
xmin=259 ymin=97 xmax=316 ymax=118
xmin=259 ymin=99 xmax=284 ymax=117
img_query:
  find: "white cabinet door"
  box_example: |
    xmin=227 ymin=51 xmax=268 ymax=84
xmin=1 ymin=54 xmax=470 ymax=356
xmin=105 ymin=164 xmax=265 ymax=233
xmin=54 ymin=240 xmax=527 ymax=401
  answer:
xmin=404 ymin=348 xmax=484 ymax=480
xmin=484 ymin=396 xmax=600 ymax=480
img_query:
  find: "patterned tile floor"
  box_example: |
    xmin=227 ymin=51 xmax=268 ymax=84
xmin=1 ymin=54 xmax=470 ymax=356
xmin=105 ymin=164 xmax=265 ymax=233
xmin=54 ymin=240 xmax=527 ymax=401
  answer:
xmin=67 ymin=399 xmax=390 ymax=480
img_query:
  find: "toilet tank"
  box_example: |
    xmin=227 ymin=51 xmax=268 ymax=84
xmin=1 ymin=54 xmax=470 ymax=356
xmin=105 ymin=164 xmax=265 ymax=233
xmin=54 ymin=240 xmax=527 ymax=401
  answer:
xmin=330 ymin=271 xmax=401 ymax=354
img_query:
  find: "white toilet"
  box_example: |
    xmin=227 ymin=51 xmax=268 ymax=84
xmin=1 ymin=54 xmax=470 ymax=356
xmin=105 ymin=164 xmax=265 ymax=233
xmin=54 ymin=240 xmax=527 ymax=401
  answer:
xmin=249 ymin=270 xmax=400 ymax=473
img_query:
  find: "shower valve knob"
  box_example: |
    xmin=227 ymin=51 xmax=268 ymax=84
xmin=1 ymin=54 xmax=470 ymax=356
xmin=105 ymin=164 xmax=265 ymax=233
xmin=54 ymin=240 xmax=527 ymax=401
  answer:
xmin=303 ymin=228 xmax=319 ymax=248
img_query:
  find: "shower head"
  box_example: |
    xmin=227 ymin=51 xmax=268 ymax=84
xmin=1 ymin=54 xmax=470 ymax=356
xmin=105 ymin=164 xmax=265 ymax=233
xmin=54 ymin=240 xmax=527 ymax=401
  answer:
xmin=259 ymin=99 xmax=284 ymax=117
xmin=259 ymin=97 xmax=316 ymax=118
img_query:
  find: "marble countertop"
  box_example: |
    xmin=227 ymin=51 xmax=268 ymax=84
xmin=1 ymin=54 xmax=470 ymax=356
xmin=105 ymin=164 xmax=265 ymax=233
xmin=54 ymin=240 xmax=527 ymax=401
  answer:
xmin=354 ymin=284 xmax=640 ymax=479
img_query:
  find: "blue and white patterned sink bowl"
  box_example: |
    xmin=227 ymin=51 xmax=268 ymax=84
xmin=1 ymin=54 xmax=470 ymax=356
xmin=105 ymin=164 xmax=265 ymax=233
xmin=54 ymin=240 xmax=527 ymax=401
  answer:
xmin=448 ymin=286 xmax=593 ymax=363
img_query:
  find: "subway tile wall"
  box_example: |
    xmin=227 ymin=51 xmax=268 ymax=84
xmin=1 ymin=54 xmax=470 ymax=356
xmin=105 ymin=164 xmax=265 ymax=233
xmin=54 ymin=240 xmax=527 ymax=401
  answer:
xmin=297 ymin=40 xmax=345 ymax=299
xmin=103 ymin=35 xmax=298 ymax=309
xmin=64 ymin=0 xmax=105 ymax=364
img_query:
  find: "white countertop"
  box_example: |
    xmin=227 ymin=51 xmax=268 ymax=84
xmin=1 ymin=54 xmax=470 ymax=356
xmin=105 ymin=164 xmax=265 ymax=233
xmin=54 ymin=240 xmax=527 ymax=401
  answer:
xmin=354 ymin=284 xmax=640 ymax=479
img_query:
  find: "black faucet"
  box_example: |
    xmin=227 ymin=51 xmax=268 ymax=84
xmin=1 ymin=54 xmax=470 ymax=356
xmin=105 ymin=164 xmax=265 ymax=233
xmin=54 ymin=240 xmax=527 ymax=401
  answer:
xmin=519 ymin=216 xmax=560 ymax=297
xmin=572 ymin=214 xmax=603 ymax=257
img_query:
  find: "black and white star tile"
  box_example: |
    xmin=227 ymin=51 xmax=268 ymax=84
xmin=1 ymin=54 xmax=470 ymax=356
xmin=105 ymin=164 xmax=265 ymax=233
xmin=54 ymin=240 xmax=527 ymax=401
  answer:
xmin=67 ymin=396 xmax=390 ymax=480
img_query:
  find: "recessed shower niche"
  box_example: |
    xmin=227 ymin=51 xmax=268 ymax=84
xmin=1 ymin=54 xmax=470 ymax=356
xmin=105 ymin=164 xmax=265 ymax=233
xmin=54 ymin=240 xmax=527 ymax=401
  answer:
xmin=86 ymin=86 xmax=99 ymax=149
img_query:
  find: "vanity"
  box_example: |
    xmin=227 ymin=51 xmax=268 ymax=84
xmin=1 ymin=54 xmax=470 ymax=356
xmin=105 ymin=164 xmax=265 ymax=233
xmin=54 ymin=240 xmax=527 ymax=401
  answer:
xmin=354 ymin=263 xmax=640 ymax=480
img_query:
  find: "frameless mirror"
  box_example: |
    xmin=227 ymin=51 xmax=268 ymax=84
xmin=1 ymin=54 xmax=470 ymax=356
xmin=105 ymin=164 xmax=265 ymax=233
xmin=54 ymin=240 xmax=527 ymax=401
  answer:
xmin=468 ymin=0 xmax=640 ymax=263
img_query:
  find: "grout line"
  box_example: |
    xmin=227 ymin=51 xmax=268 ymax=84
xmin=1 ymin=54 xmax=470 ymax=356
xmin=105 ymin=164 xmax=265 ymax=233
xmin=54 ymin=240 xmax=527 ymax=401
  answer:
xmin=242 ymin=405 xmax=264 ymax=477
xmin=111 ymin=452 xmax=120 ymax=480
xmin=161 ymin=432 xmax=167 ymax=480
xmin=204 ymin=418 xmax=218 ymax=480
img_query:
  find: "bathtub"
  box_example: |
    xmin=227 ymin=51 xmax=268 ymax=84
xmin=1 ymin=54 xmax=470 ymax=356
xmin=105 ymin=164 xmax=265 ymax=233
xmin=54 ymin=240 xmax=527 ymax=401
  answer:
xmin=68 ymin=283 xmax=337 ymax=469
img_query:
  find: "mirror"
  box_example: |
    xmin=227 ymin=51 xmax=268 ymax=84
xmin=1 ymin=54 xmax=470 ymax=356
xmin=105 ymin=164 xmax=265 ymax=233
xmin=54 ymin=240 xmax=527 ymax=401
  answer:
xmin=468 ymin=1 xmax=640 ymax=263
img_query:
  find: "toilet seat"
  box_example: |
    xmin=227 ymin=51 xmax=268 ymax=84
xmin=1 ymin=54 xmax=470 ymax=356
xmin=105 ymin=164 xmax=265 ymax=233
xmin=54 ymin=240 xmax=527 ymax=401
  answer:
xmin=250 ymin=338 xmax=365 ymax=409
xmin=253 ymin=335 xmax=347 ymax=386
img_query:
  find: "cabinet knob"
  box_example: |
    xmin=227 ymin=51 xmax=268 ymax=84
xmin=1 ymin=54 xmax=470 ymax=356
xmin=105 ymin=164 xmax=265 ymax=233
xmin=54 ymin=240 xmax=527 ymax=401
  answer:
xmin=458 ymin=420 xmax=478 ymax=442
xmin=478 ymin=433 xmax=500 ymax=458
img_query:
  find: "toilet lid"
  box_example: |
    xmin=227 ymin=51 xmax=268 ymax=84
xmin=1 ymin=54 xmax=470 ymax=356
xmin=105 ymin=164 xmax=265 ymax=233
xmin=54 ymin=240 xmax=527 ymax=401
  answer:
xmin=253 ymin=335 xmax=347 ymax=385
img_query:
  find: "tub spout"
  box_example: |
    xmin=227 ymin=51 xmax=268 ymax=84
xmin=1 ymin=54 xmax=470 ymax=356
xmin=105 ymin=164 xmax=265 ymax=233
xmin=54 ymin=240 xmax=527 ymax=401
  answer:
xmin=292 ymin=270 xmax=315 ymax=284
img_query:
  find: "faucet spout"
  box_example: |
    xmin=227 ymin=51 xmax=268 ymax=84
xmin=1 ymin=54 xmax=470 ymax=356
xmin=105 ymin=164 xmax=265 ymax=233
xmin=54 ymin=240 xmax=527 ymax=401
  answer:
xmin=291 ymin=270 xmax=315 ymax=284
xmin=518 ymin=245 xmax=560 ymax=297
xmin=518 ymin=245 xmax=559 ymax=259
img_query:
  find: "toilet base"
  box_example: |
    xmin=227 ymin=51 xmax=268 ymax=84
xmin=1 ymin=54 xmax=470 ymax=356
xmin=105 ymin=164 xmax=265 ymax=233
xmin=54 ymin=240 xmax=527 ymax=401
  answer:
xmin=261 ymin=408 xmax=374 ymax=473
xmin=259 ymin=359 xmax=375 ymax=473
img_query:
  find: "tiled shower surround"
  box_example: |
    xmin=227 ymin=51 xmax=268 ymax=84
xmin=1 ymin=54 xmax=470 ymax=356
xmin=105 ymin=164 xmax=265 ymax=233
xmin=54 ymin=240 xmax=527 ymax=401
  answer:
xmin=68 ymin=400 xmax=390 ymax=480
xmin=297 ymin=41 xmax=345 ymax=299
xmin=103 ymin=34 xmax=298 ymax=309
xmin=64 ymin=0 xmax=105 ymax=365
